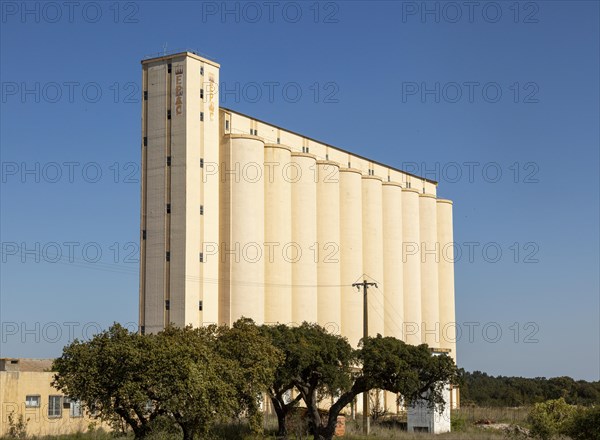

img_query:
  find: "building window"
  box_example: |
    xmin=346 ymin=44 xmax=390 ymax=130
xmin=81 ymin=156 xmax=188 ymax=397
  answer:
xmin=142 ymin=230 xmax=146 ymax=240
xmin=199 ymin=300 xmax=203 ymax=311
xmin=200 ymin=112 xmax=204 ymax=121
xmin=166 ymin=251 xmax=170 ymax=261
xmin=225 ymin=120 xmax=230 ymax=131
xmin=200 ymin=205 xmax=204 ymax=215
xmin=277 ymin=137 xmax=280 ymax=144
xmin=168 ymin=63 xmax=172 ymax=73
xmin=140 ymin=325 xmax=145 ymax=335
xmin=165 ymin=300 xmax=170 ymax=310
xmin=63 ymin=397 xmax=83 ymax=418
xmin=200 ymin=158 xmax=204 ymax=168
xmin=166 ymin=156 xmax=171 ymax=166
xmin=166 ymin=204 xmax=171 ymax=214
xmin=25 ymin=395 xmax=40 ymax=408
xmin=200 ymin=89 xmax=204 ymax=100
xmin=200 ymin=66 xmax=204 ymax=76
xmin=143 ymin=137 xmax=147 ymax=147
xmin=388 ymin=176 xmax=391 ymax=182
xmin=326 ymin=154 xmax=329 ymax=160
xmin=167 ymin=110 xmax=171 ymax=120
xmin=348 ymin=161 xmax=351 ymax=168
xmin=143 ymin=91 xmax=148 ymax=101
xmin=407 ymin=181 xmax=411 ymax=188
xmin=199 ymin=253 xmax=204 ymax=262
xmin=48 ymin=396 xmax=62 ymax=418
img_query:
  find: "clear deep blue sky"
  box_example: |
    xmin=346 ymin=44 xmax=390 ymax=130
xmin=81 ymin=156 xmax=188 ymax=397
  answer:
xmin=1 ymin=1 xmax=598 ymax=380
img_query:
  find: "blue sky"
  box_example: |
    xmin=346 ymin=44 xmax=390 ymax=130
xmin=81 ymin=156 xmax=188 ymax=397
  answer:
xmin=1 ymin=1 xmax=598 ymax=381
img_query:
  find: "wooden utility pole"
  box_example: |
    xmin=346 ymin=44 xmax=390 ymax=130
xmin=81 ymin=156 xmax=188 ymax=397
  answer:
xmin=352 ymin=279 xmax=377 ymax=435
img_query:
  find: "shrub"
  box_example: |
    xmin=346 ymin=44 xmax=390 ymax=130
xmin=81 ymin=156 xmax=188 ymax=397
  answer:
xmin=6 ymin=412 xmax=28 ymax=439
xmin=527 ymin=398 xmax=576 ymax=440
xmin=564 ymin=405 xmax=600 ymax=440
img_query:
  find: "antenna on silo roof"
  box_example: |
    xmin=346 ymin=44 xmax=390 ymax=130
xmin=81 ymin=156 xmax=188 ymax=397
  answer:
xmin=162 ymin=42 xmax=168 ymax=56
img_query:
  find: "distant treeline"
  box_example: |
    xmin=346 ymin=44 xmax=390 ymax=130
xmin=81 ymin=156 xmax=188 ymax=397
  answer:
xmin=459 ymin=370 xmax=600 ymax=407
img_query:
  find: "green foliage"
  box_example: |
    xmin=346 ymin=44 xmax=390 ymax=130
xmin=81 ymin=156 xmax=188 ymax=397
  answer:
xmin=52 ymin=324 xmax=156 ymax=439
xmin=360 ymin=336 xmax=458 ymax=410
xmin=563 ymin=405 xmax=600 ymax=440
xmin=146 ymin=325 xmax=238 ymax=440
xmin=6 ymin=412 xmax=28 ymax=439
xmin=263 ymin=325 xmax=458 ymax=440
xmin=52 ymin=320 xmax=281 ymax=440
xmin=527 ymin=398 xmax=576 ymax=440
xmin=460 ymin=370 xmax=600 ymax=407
xmin=450 ymin=412 xmax=467 ymax=432
xmin=215 ymin=318 xmax=282 ymax=435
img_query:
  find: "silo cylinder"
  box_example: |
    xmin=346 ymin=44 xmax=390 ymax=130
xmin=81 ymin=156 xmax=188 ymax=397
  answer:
xmin=361 ymin=176 xmax=384 ymax=337
xmin=419 ymin=193 xmax=440 ymax=347
xmin=339 ymin=168 xmax=364 ymax=346
xmin=382 ymin=182 xmax=404 ymax=339
xmin=316 ymin=160 xmax=341 ymax=333
xmin=227 ymin=134 xmax=265 ymax=324
xmin=291 ymin=152 xmax=318 ymax=325
xmin=437 ymin=199 xmax=456 ymax=362
xmin=264 ymin=144 xmax=292 ymax=324
xmin=402 ymin=188 xmax=421 ymax=345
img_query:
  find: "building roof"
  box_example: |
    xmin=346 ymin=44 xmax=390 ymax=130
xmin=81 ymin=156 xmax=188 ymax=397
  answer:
xmin=0 ymin=358 xmax=55 ymax=372
xmin=221 ymin=107 xmax=438 ymax=185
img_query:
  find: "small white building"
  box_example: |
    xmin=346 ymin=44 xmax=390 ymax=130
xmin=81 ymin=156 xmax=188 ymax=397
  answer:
xmin=407 ymin=350 xmax=453 ymax=434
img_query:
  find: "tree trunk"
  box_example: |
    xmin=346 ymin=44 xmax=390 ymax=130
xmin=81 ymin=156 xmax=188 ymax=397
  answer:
xmin=181 ymin=424 xmax=194 ymax=440
xmin=270 ymin=396 xmax=288 ymax=437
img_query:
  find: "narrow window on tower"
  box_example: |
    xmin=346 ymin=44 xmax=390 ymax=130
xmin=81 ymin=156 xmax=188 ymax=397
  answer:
xmin=166 ymin=204 xmax=171 ymax=214
xmin=168 ymin=63 xmax=172 ymax=73
xmin=143 ymin=137 xmax=147 ymax=146
xmin=165 ymin=300 xmax=170 ymax=310
xmin=143 ymin=91 xmax=148 ymax=100
xmin=166 ymin=251 xmax=170 ymax=261
xmin=167 ymin=110 xmax=171 ymax=120
xmin=200 ymin=158 xmax=204 ymax=168
xmin=199 ymin=253 xmax=204 ymax=263
xmin=200 ymin=205 xmax=204 ymax=215
xmin=200 ymin=66 xmax=204 ymax=76
xmin=140 ymin=325 xmax=145 ymax=335
xmin=326 ymin=154 xmax=329 ymax=160
xmin=166 ymin=156 xmax=171 ymax=166
xmin=200 ymin=112 xmax=204 ymax=121
xmin=277 ymin=137 xmax=280 ymax=144
xmin=199 ymin=301 xmax=203 ymax=311
xmin=142 ymin=230 xmax=146 ymax=240
xmin=225 ymin=120 xmax=230 ymax=131
xmin=348 ymin=161 xmax=351 ymax=168
xmin=200 ymin=89 xmax=204 ymax=100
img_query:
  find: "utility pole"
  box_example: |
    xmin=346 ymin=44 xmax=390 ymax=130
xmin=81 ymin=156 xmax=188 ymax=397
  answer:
xmin=352 ymin=279 xmax=377 ymax=435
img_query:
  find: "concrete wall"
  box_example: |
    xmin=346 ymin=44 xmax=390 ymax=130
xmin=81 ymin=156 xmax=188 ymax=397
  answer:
xmin=0 ymin=371 xmax=104 ymax=437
